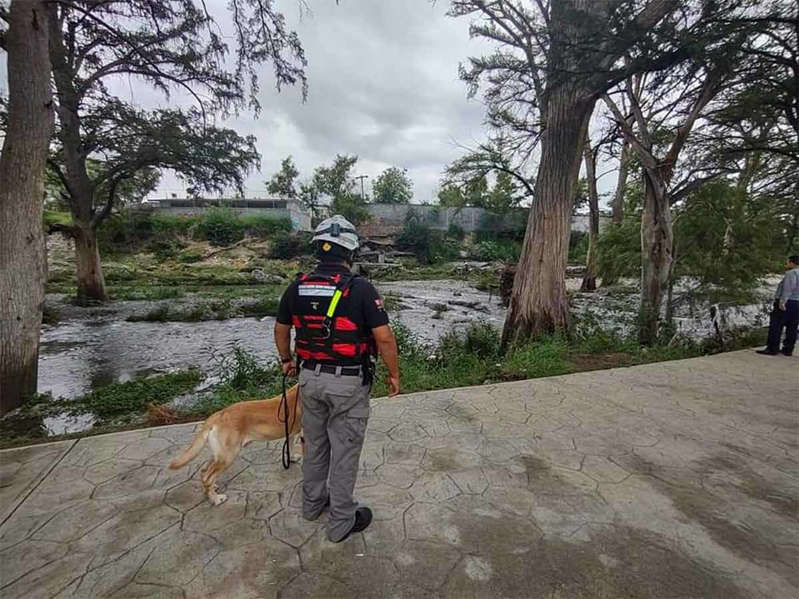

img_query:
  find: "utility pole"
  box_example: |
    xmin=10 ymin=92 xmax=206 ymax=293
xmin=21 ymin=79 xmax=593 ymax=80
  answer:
xmin=355 ymin=175 xmax=369 ymax=200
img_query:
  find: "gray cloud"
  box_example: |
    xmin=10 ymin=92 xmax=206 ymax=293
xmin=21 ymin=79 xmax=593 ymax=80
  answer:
xmin=0 ymin=1 xmax=493 ymax=203
xmin=156 ymin=0 xmax=492 ymax=202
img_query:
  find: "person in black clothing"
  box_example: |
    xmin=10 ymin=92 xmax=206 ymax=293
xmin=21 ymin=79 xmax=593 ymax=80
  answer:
xmin=274 ymin=215 xmax=400 ymax=543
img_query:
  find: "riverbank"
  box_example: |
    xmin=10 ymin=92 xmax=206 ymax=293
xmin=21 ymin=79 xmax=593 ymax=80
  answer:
xmin=3 ymin=232 xmax=772 ymax=448
xmin=1 ymin=317 xmax=768 ymax=449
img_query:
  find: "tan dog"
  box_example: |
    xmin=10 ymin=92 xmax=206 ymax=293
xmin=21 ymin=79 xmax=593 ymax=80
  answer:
xmin=169 ymin=385 xmax=303 ymax=505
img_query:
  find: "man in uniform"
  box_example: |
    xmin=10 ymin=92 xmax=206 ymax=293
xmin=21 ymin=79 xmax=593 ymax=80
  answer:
xmin=274 ymin=215 xmax=401 ymax=542
xmin=757 ymin=254 xmax=799 ymax=356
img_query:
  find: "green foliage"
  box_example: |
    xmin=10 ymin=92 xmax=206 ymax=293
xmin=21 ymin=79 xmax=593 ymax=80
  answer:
xmin=97 ymin=210 xmax=156 ymax=252
xmin=150 ymin=213 xmax=198 ymax=236
xmin=197 ymin=207 xmax=244 ymax=246
xmin=502 ymin=338 xmax=573 ymax=379
xmin=98 ymin=209 xmax=291 ymax=252
xmin=397 ymin=213 xmax=459 ymax=264
xmin=266 ymin=156 xmax=300 ymax=197
xmin=597 ymin=218 xmax=642 ymax=283
xmin=568 ymin=231 xmax=589 ymax=264
xmin=447 ymin=224 xmax=465 ymax=240
xmin=437 ymin=185 xmax=465 ymax=207
xmin=470 ymin=240 xmax=521 ymax=262
xmin=70 ymin=370 xmax=204 ymax=420
xmin=269 ymin=231 xmax=311 ymax=259
xmin=673 ymin=180 xmax=777 ymax=301
xmin=372 ymin=167 xmax=414 ymax=204
xmin=43 ymin=210 xmax=72 ymax=228
xmin=194 ymin=348 xmax=283 ymax=416
xmin=441 ymin=140 xmax=525 ymax=212
xmin=147 ymin=238 xmax=187 ymax=260
xmin=331 ymin=192 xmax=370 ymax=225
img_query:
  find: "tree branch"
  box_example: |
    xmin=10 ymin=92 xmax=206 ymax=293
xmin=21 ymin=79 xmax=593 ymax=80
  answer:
xmin=602 ymin=93 xmax=658 ymax=171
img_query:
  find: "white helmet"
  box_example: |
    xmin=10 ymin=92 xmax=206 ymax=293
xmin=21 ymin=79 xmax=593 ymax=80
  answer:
xmin=312 ymin=214 xmax=360 ymax=251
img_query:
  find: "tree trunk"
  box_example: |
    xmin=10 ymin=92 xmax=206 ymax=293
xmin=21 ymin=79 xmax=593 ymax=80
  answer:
xmin=502 ymin=85 xmax=593 ymax=346
xmin=47 ymin=7 xmax=108 ymax=302
xmin=580 ymin=145 xmax=600 ymax=292
xmin=74 ymin=220 xmax=107 ymax=303
xmin=0 ymin=0 xmax=54 ymax=414
xmin=611 ymin=139 xmax=629 ymax=225
xmin=638 ymin=171 xmax=673 ymax=345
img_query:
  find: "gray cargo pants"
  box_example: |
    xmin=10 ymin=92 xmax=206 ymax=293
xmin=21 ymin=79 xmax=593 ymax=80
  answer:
xmin=299 ymin=365 xmax=370 ymax=542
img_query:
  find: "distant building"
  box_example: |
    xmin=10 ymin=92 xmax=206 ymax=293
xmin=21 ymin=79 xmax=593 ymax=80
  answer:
xmin=145 ymin=197 xmax=607 ymax=237
xmin=145 ymin=197 xmax=312 ymax=231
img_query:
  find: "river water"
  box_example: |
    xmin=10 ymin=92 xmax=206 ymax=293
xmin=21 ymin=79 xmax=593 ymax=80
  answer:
xmin=31 ymin=274 xmax=776 ymax=435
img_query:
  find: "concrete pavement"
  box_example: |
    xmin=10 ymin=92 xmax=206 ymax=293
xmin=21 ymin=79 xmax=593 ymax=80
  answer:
xmin=0 ymin=350 xmax=797 ymax=598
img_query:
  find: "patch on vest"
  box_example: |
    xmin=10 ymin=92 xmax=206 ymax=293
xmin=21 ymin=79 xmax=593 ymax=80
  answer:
xmin=299 ymin=284 xmax=336 ymax=297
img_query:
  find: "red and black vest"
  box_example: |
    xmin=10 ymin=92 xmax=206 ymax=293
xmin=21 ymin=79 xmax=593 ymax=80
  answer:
xmin=292 ymin=272 xmax=376 ymax=363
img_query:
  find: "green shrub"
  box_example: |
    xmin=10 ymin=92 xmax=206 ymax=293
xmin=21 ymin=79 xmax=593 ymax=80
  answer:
xmin=194 ymin=348 xmax=283 ymax=415
xmin=568 ymin=231 xmax=589 ymax=264
xmin=198 ymin=207 xmax=243 ymax=246
xmin=177 ymin=247 xmax=205 ymax=263
xmin=97 ymin=210 xmax=155 ymax=253
xmin=469 ymin=240 xmax=521 ymax=262
xmin=597 ymin=219 xmax=642 ymax=283
xmin=239 ymin=215 xmax=291 ymax=236
xmin=397 ymin=216 xmax=459 ymax=264
xmin=447 ymin=224 xmax=465 ymax=241
xmin=270 ymin=231 xmax=310 ymax=259
xmin=147 ymin=238 xmax=186 ymax=260
xmin=151 ymin=213 xmax=199 ymax=236
xmin=43 ymin=210 xmax=72 ymax=228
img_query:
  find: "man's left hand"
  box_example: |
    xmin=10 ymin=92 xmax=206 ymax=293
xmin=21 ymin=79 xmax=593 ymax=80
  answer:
xmin=780 ymin=300 xmax=787 ymax=311
xmin=282 ymin=360 xmax=298 ymax=377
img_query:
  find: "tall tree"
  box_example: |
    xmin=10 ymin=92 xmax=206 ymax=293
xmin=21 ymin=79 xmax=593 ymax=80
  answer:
xmin=267 ymin=156 xmax=300 ymax=198
xmin=443 ymin=139 xmax=532 ymax=212
xmin=580 ymin=140 xmax=600 ymax=291
xmin=309 ymin=154 xmax=369 ymax=223
xmin=43 ymin=0 xmax=307 ymax=302
xmin=0 ymin=0 xmax=55 ymax=414
xmin=451 ymin=0 xmax=693 ymax=346
xmin=603 ymin=44 xmax=743 ymax=343
xmin=372 ymin=166 xmax=414 ymax=204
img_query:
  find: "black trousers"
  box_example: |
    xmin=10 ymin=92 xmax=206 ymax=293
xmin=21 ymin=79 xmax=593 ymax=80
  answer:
xmin=766 ymin=299 xmax=799 ymax=353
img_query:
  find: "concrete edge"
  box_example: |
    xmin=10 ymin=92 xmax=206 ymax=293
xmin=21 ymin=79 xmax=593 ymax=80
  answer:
xmin=2 ymin=349 xmax=765 ymax=449
xmin=0 ymin=439 xmax=78 ymax=529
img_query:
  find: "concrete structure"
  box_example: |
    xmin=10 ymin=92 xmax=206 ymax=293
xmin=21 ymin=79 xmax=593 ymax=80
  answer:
xmin=1 ymin=350 xmax=796 ymax=598
xmin=146 ymin=198 xmax=312 ymax=232
xmin=364 ymin=204 xmax=610 ymax=235
xmin=146 ymin=198 xmax=607 ymax=237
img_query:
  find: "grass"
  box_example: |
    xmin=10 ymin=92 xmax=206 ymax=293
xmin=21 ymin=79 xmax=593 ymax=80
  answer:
xmin=190 ymin=347 xmax=284 ymax=417
xmin=0 ymin=369 xmax=205 ymax=447
xmin=67 ymin=369 xmax=204 ymax=419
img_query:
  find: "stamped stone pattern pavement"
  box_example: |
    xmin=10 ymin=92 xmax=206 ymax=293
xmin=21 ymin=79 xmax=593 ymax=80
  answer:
xmin=0 ymin=350 xmax=797 ymax=598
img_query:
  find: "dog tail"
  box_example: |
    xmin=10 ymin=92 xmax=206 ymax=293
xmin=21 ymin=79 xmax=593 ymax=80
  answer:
xmin=168 ymin=421 xmax=211 ymax=469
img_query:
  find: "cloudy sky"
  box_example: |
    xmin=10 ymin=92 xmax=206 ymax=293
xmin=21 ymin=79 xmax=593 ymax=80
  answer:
xmin=151 ymin=0 xmax=493 ymax=203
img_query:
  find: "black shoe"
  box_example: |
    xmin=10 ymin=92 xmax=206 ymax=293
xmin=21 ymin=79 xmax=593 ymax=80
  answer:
xmin=756 ymin=349 xmax=779 ymax=355
xmin=332 ymin=507 xmax=372 ymax=543
xmin=780 ymin=349 xmax=794 ymax=356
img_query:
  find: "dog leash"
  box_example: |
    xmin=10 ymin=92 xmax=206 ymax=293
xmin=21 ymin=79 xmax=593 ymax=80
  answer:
xmin=279 ymin=372 xmax=297 ymax=470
